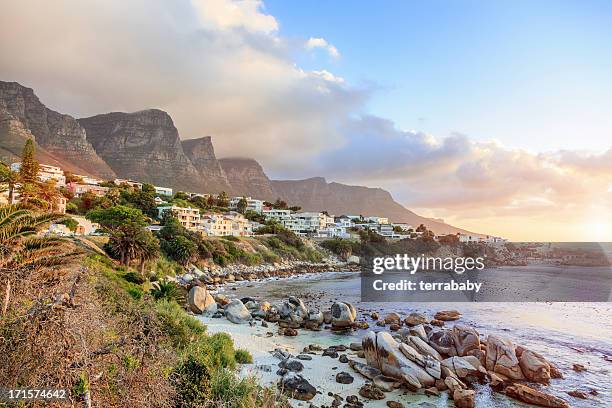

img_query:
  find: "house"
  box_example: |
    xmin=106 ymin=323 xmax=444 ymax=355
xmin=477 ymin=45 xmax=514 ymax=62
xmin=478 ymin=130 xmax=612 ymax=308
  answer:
xmin=67 ymin=182 xmax=109 ymax=197
xmin=365 ymin=216 xmax=389 ymax=224
xmin=11 ymin=162 xmax=66 ymax=186
xmin=47 ymin=215 xmax=99 ymax=236
xmin=229 ymin=197 xmax=264 ymax=213
xmin=154 ymin=186 xmax=173 ymax=197
xmin=335 ymin=215 xmax=354 ymax=229
xmin=114 ymin=178 xmax=143 ymax=189
xmin=285 ymin=212 xmax=328 ymax=236
xmin=157 ymin=205 xmax=202 ymax=230
xmin=200 ymin=214 xmax=233 ymax=236
xmin=73 ymin=174 xmax=103 ymax=186
xmin=263 ymin=208 xmax=292 ymax=220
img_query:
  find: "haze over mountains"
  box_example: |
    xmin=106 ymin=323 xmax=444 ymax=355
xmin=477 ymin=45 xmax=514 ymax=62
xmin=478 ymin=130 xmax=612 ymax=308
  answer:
xmin=0 ymin=80 xmax=476 ymax=235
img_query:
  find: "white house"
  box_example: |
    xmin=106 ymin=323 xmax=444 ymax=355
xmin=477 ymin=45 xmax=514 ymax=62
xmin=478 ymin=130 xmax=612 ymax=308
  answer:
xmin=229 ymin=197 xmax=265 ymax=213
xmin=365 ymin=216 xmax=389 ymax=224
xmin=154 ymin=186 xmax=173 ymax=197
xmin=263 ymin=208 xmax=292 ymax=220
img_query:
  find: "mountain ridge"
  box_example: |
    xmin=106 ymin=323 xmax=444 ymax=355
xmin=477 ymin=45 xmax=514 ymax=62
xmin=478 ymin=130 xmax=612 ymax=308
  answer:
xmin=0 ymin=80 xmax=479 ymax=235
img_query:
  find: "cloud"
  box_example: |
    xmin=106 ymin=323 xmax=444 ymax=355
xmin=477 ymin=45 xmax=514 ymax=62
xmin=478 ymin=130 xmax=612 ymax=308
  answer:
xmin=0 ymin=0 xmax=361 ymax=172
xmin=306 ymin=37 xmax=340 ymax=58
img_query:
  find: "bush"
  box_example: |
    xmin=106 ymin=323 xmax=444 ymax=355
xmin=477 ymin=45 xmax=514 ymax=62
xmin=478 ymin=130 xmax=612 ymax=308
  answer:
xmin=221 ymin=235 xmax=240 ymax=242
xmin=234 ymin=349 xmax=253 ymax=364
xmin=123 ymin=271 xmax=145 ymax=284
xmin=155 ymin=300 xmax=206 ymax=349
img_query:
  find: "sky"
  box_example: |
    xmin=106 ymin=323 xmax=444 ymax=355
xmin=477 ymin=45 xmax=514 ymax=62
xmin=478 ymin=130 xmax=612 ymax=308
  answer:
xmin=1 ymin=0 xmax=611 ymax=241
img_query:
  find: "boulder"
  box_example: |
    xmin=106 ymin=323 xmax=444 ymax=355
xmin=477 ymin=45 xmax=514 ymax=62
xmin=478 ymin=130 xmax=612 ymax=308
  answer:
xmin=279 ymin=359 xmax=304 ymax=372
xmin=278 ymin=372 xmax=317 ymax=401
xmin=428 ymin=330 xmax=458 ymax=356
xmin=349 ymin=359 xmax=382 ymax=380
xmin=485 ymin=335 xmax=524 ymax=380
xmin=406 ymin=335 xmax=443 ymax=361
xmin=451 ymin=325 xmax=480 ymax=357
xmin=441 ymin=357 xmax=480 ymax=379
xmin=347 ymin=255 xmax=360 ymax=264
xmin=384 ymin=312 xmax=401 ymax=325
xmin=516 ymin=345 xmax=554 ymax=384
xmin=224 ymin=299 xmax=252 ymax=324
xmin=187 ymin=286 xmax=217 ymax=315
xmin=359 ymin=384 xmax=385 ymax=400
xmin=362 ymin=331 xmax=436 ymax=389
xmin=336 ymin=372 xmax=354 ymax=384
xmin=213 ymin=293 xmax=230 ymax=306
xmin=408 ymin=324 xmax=428 ymax=342
xmin=434 ymin=310 xmax=461 ymax=321
xmin=452 ymin=389 xmax=475 ymax=408
xmin=331 ymin=302 xmax=356 ymax=329
xmin=505 ymin=383 xmax=570 ymax=408
xmin=398 ymin=343 xmax=441 ymax=379
xmin=404 ymin=312 xmax=429 ymax=326
xmin=251 ymin=301 xmax=271 ymax=318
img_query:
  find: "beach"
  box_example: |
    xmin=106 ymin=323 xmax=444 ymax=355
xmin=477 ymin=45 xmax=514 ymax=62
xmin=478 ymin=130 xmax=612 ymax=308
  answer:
xmin=198 ymin=269 xmax=612 ymax=407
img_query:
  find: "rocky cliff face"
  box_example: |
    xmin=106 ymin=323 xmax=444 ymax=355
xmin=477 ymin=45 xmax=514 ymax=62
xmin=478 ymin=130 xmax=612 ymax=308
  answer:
xmin=181 ymin=137 xmax=230 ymax=193
xmin=0 ymin=81 xmax=116 ymax=178
xmin=79 ymin=109 xmax=206 ymax=191
xmin=218 ymin=158 xmax=276 ymax=198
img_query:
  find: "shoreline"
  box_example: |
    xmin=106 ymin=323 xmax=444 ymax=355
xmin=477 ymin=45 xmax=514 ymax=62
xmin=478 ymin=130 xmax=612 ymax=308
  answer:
xmin=182 ymin=270 xmax=610 ymax=408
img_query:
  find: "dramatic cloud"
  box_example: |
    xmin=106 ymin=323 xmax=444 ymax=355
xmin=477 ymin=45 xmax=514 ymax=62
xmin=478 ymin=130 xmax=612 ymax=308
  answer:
xmin=1 ymin=0 xmax=610 ymax=240
xmin=306 ymin=37 xmax=340 ymax=58
xmin=0 ymin=0 xmax=363 ymax=171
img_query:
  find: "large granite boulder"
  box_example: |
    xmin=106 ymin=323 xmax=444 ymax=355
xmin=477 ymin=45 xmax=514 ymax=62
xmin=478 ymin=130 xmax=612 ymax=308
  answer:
xmin=224 ymin=299 xmax=252 ymax=324
xmin=330 ymin=302 xmax=356 ymax=329
xmin=451 ymin=325 xmax=480 ymax=357
xmin=278 ymin=372 xmax=317 ymax=401
xmin=485 ymin=335 xmax=524 ymax=380
xmin=187 ymin=286 xmax=217 ymax=315
xmin=363 ymin=331 xmax=436 ymax=389
xmin=516 ymin=345 xmax=557 ymax=384
xmin=428 ymin=329 xmax=458 ymax=356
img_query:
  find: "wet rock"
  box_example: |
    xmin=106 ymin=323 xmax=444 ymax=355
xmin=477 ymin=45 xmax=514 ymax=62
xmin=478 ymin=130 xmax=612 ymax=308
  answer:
xmin=283 ymin=327 xmax=299 ymax=336
xmin=278 ymin=372 xmax=317 ymax=401
xmin=434 ymin=310 xmax=461 ymax=321
xmin=516 ymin=345 xmax=555 ymax=384
xmin=339 ymin=354 xmax=349 ymax=363
xmin=386 ymin=401 xmax=404 ymax=408
xmin=430 ymin=319 xmax=445 ymax=327
xmin=250 ymin=301 xmax=271 ymax=318
xmin=441 ymin=356 xmax=480 ymax=379
xmin=323 ymin=348 xmax=339 ymax=358
xmin=297 ymin=354 xmax=312 ymax=361
xmin=384 ymin=312 xmax=401 ymax=325
xmin=505 ymin=383 xmax=570 ymax=408
xmin=224 ymin=299 xmax=252 ymax=324
xmin=279 ymin=359 xmax=304 ymax=372
xmin=404 ymin=312 xmax=429 ymax=326
xmin=452 ymin=389 xmax=475 ymax=408
xmin=485 ymin=335 xmax=524 ymax=380
xmin=390 ymin=323 xmax=401 ymax=332
xmin=572 ymin=363 xmax=586 ymax=372
xmin=359 ymin=384 xmax=385 ymax=400
xmin=187 ymin=286 xmax=217 ymax=315
xmin=370 ymin=311 xmax=380 ymax=320
xmin=567 ymin=390 xmax=587 ymax=399
xmin=336 ymin=372 xmax=354 ymax=384
xmin=349 ymin=342 xmax=363 ymax=351
xmin=406 ymin=335 xmax=443 ymax=361
xmin=398 ymin=342 xmax=441 ymax=379
xmin=424 ymin=387 xmax=440 ymax=397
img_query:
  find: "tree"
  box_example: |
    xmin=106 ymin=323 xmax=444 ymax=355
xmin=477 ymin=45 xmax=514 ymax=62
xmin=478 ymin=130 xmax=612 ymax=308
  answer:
xmin=164 ymin=235 xmax=197 ymax=266
xmin=63 ymin=171 xmax=83 ymax=184
xmin=87 ymin=205 xmax=148 ymax=231
xmin=216 ymin=191 xmax=229 ymax=208
xmin=173 ymin=191 xmax=189 ymax=201
xmin=273 ymin=198 xmax=288 ymax=209
xmin=236 ymin=197 xmax=248 ymax=214
xmin=0 ymin=162 xmax=18 ymax=203
xmin=18 ymin=139 xmax=39 ymax=184
xmin=288 ymin=206 xmax=301 ymax=212
xmin=416 ymin=224 xmax=428 ymax=233
xmin=106 ymin=223 xmax=159 ymax=267
xmin=121 ymin=183 xmax=157 ymax=218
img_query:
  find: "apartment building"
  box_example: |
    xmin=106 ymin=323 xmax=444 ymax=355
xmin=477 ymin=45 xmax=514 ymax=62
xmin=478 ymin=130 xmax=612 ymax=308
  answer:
xmin=229 ymin=196 xmax=265 ymax=213
xmin=67 ymin=182 xmax=109 ymax=197
xmin=157 ymin=205 xmax=202 ymax=230
xmin=154 ymin=186 xmax=173 ymax=196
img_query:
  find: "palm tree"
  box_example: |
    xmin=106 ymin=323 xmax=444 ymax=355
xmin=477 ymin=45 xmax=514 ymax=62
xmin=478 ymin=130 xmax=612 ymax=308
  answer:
xmin=107 ymin=224 xmax=159 ymax=270
xmin=0 ymin=204 xmax=80 ymax=316
xmin=0 ymin=163 xmax=17 ymax=203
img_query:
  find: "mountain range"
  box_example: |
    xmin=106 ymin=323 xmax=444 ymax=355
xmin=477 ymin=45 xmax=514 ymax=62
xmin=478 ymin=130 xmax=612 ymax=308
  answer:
xmin=0 ymin=80 xmax=477 ymax=235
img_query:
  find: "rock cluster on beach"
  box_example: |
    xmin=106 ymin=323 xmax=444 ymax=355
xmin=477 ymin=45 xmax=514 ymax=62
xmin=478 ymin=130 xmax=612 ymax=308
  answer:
xmin=172 ymin=262 xmax=578 ymax=408
xmin=185 ymin=288 xmax=574 ymax=407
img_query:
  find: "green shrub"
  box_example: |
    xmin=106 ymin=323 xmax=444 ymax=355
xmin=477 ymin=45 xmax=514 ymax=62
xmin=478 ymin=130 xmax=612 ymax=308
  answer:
xmin=172 ymin=354 xmax=212 ymax=408
xmin=221 ymin=235 xmax=239 ymax=242
xmin=234 ymin=349 xmax=253 ymax=364
xmin=127 ymin=287 xmax=143 ymax=299
xmin=123 ymin=271 xmax=145 ymax=284
xmin=72 ymin=372 xmax=89 ymax=397
xmin=155 ymin=300 xmax=206 ymax=349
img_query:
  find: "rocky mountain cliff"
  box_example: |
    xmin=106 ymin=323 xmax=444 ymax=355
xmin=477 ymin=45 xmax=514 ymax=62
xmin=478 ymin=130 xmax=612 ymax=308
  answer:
xmin=0 ymin=81 xmax=115 ymax=178
xmin=218 ymin=157 xmax=276 ymax=199
xmin=0 ymin=80 xmax=475 ymax=235
xmin=181 ymin=137 xmax=230 ymax=193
